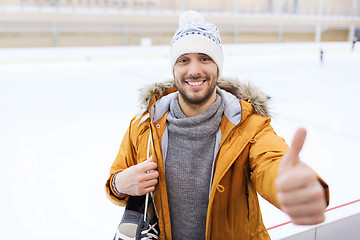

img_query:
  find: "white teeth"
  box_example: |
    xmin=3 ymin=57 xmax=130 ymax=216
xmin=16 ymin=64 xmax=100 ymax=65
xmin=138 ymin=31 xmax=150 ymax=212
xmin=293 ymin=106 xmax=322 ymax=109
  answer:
xmin=187 ymin=81 xmax=203 ymax=86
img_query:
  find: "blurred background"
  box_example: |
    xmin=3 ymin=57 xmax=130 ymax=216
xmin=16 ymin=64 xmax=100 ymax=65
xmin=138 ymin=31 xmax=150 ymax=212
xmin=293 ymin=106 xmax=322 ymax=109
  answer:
xmin=0 ymin=0 xmax=360 ymax=47
xmin=1 ymin=1 xmax=360 ymax=240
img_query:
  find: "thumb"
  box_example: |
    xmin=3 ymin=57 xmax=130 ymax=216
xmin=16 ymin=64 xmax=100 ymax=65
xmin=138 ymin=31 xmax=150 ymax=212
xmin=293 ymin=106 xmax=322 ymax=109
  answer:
xmin=280 ymin=128 xmax=307 ymax=170
xmin=144 ymin=156 xmax=153 ymax=163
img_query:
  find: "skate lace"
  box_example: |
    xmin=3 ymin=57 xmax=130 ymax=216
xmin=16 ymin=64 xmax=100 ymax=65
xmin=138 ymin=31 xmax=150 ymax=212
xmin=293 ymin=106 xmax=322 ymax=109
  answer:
xmin=141 ymin=222 xmax=159 ymax=240
xmin=140 ymin=123 xmax=159 ymax=240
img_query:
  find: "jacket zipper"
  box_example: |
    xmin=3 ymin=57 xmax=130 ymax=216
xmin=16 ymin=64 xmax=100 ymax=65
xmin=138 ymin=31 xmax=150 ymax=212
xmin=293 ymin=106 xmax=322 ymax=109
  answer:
xmin=148 ymin=119 xmax=168 ymax=240
xmin=207 ymin=123 xmax=241 ymax=239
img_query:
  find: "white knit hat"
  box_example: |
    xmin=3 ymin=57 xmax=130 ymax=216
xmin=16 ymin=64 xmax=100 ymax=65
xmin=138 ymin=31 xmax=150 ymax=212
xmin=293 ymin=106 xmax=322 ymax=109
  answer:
xmin=170 ymin=10 xmax=224 ymax=77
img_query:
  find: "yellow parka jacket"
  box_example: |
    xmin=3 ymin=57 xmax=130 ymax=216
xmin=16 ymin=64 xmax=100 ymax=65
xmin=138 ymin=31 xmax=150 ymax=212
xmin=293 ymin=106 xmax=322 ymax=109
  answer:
xmin=105 ymin=78 xmax=329 ymax=240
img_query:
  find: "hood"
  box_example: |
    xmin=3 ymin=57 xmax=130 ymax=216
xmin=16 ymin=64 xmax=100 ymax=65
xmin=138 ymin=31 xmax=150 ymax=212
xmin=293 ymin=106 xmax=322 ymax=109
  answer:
xmin=138 ymin=77 xmax=271 ymax=117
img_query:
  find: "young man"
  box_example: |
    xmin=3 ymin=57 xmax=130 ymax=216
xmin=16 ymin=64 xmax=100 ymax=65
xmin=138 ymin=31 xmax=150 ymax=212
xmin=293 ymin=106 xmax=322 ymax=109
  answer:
xmin=106 ymin=10 xmax=329 ymax=239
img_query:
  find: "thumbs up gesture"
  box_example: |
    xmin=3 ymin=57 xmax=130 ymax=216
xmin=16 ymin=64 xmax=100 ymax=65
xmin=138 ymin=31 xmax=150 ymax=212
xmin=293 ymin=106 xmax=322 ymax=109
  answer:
xmin=276 ymin=128 xmax=327 ymax=225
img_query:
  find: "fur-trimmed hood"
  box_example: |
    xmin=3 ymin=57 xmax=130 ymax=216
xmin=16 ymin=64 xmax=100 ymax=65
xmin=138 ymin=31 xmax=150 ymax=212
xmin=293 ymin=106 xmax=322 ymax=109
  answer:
xmin=138 ymin=77 xmax=271 ymax=117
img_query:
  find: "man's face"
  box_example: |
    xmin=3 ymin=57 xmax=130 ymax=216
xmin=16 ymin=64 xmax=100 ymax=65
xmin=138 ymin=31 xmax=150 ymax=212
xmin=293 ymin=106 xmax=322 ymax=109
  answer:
xmin=173 ymin=53 xmax=218 ymax=107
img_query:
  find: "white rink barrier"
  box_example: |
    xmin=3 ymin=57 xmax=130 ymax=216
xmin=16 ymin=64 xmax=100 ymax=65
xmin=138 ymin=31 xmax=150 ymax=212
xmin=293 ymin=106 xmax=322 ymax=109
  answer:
xmin=283 ymin=212 xmax=360 ymax=240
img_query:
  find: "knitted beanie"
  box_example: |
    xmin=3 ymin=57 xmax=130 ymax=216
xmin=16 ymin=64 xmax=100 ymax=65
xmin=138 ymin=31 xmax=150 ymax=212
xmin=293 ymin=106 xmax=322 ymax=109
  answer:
xmin=170 ymin=10 xmax=224 ymax=77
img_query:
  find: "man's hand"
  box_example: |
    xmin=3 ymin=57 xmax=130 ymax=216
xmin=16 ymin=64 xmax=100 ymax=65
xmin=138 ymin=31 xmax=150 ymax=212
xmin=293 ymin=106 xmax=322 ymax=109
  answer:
xmin=115 ymin=156 xmax=159 ymax=196
xmin=276 ymin=128 xmax=327 ymax=225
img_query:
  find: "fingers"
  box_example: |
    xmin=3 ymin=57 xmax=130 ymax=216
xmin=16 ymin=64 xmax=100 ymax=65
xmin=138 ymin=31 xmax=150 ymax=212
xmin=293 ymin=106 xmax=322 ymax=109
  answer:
xmin=277 ymin=176 xmax=325 ymax=206
xmin=280 ymin=199 xmax=326 ymax=220
xmin=139 ymin=156 xmax=158 ymax=172
xmin=290 ymin=213 xmax=325 ymax=226
xmin=276 ymin=165 xmax=327 ymax=226
xmin=141 ymin=169 xmax=159 ymax=182
xmin=279 ymin=187 xmax=326 ymax=225
xmin=143 ymin=179 xmax=159 ymax=192
xmin=277 ymin=189 xmax=326 ymax=225
xmin=134 ymin=156 xmax=159 ymax=182
xmin=115 ymin=156 xmax=159 ymax=196
xmin=136 ymin=173 xmax=159 ymax=195
xmin=137 ymin=157 xmax=158 ymax=194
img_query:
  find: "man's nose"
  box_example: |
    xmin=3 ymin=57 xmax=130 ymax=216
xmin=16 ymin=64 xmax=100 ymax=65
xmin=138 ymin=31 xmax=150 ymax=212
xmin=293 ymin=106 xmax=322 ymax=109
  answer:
xmin=188 ymin=60 xmax=202 ymax=76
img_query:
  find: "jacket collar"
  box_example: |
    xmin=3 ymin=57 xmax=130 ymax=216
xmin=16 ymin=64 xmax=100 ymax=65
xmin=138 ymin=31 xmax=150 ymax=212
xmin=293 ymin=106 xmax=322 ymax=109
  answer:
xmin=137 ymin=77 xmax=271 ymax=123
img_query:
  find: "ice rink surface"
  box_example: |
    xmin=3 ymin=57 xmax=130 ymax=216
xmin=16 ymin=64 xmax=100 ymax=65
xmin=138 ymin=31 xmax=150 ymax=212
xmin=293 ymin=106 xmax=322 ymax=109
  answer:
xmin=1 ymin=42 xmax=359 ymax=239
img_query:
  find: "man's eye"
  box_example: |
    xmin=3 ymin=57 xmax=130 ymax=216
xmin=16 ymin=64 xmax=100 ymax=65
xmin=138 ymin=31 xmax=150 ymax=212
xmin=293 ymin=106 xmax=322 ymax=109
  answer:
xmin=201 ymin=57 xmax=210 ymax=61
xmin=178 ymin=59 xmax=188 ymax=63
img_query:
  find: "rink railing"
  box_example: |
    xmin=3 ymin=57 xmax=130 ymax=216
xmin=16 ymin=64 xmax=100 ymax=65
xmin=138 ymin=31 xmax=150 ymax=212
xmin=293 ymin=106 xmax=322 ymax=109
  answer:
xmin=0 ymin=0 xmax=359 ymax=17
xmin=267 ymin=198 xmax=360 ymax=231
xmin=267 ymin=199 xmax=360 ymax=239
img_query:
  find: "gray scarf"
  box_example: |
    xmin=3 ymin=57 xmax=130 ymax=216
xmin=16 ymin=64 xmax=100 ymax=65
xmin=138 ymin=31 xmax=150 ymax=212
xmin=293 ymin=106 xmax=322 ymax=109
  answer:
xmin=165 ymin=92 xmax=225 ymax=239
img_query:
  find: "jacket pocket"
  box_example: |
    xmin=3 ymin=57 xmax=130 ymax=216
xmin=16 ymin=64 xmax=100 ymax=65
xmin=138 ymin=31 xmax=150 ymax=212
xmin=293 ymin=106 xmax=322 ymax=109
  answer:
xmin=243 ymin=168 xmax=252 ymax=220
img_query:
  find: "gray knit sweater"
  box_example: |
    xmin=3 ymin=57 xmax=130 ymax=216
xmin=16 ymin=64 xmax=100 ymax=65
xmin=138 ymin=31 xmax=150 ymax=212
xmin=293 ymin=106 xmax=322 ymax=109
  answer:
xmin=165 ymin=93 xmax=225 ymax=239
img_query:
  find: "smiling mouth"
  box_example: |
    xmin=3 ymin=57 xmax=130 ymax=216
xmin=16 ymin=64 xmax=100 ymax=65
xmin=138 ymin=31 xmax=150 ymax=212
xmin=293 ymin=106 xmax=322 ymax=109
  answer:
xmin=186 ymin=80 xmax=205 ymax=86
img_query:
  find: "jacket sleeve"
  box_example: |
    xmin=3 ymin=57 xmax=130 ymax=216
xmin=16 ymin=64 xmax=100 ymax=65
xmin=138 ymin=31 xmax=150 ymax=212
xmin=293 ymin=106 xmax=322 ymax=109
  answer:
xmin=249 ymin=118 xmax=329 ymax=209
xmin=248 ymin=118 xmax=288 ymax=209
xmin=105 ymin=115 xmax=140 ymax=206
